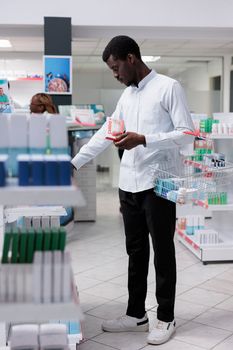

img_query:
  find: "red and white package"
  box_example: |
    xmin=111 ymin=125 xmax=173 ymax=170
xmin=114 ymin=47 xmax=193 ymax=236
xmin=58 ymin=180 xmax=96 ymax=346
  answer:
xmin=105 ymin=117 xmax=125 ymax=140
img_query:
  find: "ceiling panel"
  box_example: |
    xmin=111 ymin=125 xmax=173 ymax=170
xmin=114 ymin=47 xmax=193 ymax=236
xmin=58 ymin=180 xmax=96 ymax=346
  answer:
xmin=0 ymin=25 xmax=231 ymax=74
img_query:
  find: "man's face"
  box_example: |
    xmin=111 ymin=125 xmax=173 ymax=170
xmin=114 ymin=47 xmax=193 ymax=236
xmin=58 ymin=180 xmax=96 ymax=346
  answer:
xmin=106 ymin=54 xmax=136 ymax=87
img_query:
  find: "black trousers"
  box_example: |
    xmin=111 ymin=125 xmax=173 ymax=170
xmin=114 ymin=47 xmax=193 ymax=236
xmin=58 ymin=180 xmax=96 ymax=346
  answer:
xmin=119 ymin=188 xmax=176 ymax=322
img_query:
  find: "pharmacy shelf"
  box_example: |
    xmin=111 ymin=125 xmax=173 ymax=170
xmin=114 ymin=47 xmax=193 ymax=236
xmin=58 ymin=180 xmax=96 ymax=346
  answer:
xmin=210 ymin=135 xmax=233 ymax=139
xmin=176 ymin=203 xmax=233 ymax=217
xmin=67 ymin=123 xmax=100 ymax=132
xmin=176 ymin=229 xmax=202 ymax=260
xmin=208 ymin=204 xmax=233 ymax=211
xmin=0 ymin=301 xmax=83 ymax=323
xmin=4 ymin=206 xmax=67 ymax=223
xmin=0 ymin=180 xmax=86 ymax=206
xmin=177 ymin=228 xmax=233 ymax=264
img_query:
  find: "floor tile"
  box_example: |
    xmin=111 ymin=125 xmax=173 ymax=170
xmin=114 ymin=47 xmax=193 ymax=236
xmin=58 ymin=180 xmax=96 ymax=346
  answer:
xmin=212 ymin=334 xmax=233 ymax=350
xmin=78 ymin=260 xmax=128 ymax=282
xmin=176 ymin=283 xmax=193 ymax=296
xmin=215 ymin=295 xmax=233 ymax=312
xmin=175 ymin=321 xmax=231 ymax=349
xmin=198 ymin=278 xmax=233 ymax=295
xmin=81 ymin=314 xmax=105 ymax=340
xmin=79 ymin=291 xmax=109 ymax=312
xmin=109 ymin=274 xmax=128 ymax=287
xmin=78 ymin=339 xmax=117 ymax=349
xmin=74 ymin=275 xmax=102 ymax=292
xmin=144 ymin=339 xmax=207 ymax=349
xmin=83 ymin=282 xmax=127 ymax=300
xmin=93 ymin=331 xmax=148 ymax=350
xmin=194 ymin=308 xmax=233 ymax=332
xmin=86 ymin=300 xmax=127 ymax=320
xmin=177 ymin=287 xmax=230 ymax=307
xmin=173 ymin=299 xmax=210 ymax=320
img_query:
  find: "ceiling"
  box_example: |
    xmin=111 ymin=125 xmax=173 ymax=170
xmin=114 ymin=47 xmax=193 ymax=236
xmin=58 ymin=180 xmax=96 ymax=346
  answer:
xmin=0 ymin=25 xmax=232 ymax=76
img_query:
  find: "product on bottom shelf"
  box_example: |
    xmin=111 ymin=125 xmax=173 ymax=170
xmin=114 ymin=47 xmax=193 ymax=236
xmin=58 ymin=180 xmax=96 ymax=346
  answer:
xmin=10 ymin=324 xmax=69 ymax=350
xmin=10 ymin=324 xmax=39 ymax=350
xmin=52 ymin=321 xmax=82 ymax=345
xmin=39 ymin=324 xmax=68 ymax=350
xmin=0 ymin=251 xmax=72 ymax=303
xmin=195 ymin=229 xmax=219 ymax=245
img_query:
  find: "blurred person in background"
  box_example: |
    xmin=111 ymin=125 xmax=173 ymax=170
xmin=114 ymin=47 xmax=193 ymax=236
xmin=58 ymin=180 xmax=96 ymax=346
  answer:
xmin=30 ymin=93 xmax=57 ymax=114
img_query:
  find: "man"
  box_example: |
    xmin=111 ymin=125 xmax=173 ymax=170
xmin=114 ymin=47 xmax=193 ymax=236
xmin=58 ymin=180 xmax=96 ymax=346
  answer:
xmin=72 ymin=35 xmax=194 ymax=345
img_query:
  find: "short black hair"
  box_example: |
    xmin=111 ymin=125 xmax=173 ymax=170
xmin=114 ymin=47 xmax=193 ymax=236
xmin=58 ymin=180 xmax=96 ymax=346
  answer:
xmin=102 ymin=35 xmax=141 ymax=62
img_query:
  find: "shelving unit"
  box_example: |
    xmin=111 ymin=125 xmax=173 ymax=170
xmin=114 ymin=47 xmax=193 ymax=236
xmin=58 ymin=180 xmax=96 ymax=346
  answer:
xmin=0 ymin=300 xmax=83 ymax=323
xmin=177 ymin=222 xmax=233 ymax=264
xmin=0 ymin=114 xmax=85 ymax=347
xmin=0 ymin=182 xmax=86 ymax=346
xmin=0 ymin=180 xmax=85 ymax=207
xmin=177 ymin=114 xmax=233 ymax=264
xmin=211 ymin=134 xmax=233 ymax=139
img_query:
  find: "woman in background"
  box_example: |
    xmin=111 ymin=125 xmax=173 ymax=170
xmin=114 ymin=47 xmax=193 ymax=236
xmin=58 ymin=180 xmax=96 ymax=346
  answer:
xmin=30 ymin=93 xmax=57 ymax=114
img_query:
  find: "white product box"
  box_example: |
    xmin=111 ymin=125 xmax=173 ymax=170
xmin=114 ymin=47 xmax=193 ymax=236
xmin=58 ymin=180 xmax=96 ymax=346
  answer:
xmin=42 ymin=252 xmax=52 ymax=303
xmin=29 ymin=115 xmax=47 ymax=148
xmin=9 ymin=114 xmax=28 ymax=148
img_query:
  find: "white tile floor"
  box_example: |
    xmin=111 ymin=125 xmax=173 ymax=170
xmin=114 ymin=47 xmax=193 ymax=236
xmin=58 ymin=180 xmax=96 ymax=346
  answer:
xmin=68 ymin=176 xmax=233 ymax=349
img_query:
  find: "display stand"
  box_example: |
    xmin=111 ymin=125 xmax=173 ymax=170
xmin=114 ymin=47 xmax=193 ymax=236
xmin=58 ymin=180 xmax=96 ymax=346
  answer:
xmin=177 ymin=114 xmax=233 ymax=264
xmin=68 ymin=124 xmax=98 ymax=222
xmin=0 ymin=182 xmax=86 ymax=346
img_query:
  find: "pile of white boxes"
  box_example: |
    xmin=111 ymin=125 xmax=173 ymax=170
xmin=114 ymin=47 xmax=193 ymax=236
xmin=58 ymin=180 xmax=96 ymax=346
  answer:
xmin=73 ymin=159 xmax=96 ymax=221
xmin=73 ymin=138 xmax=96 ymax=222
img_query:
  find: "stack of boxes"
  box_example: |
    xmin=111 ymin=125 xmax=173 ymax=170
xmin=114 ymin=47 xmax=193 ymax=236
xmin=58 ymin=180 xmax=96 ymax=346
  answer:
xmin=0 ymin=155 xmax=8 ymax=187
xmin=73 ymin=138 xmax=96 ymax=221
xmin=0 ymin=114 xmax=69 ymax=178
xmin=18 ymin=154 xmax=71 ymax=186
xmin=177 ymin=215 xmax=219 ymax=245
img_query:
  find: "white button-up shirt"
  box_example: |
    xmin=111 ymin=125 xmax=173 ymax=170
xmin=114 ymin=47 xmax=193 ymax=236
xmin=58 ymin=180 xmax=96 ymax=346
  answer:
xmin=72 ymin=70 xmax=194 ymax=193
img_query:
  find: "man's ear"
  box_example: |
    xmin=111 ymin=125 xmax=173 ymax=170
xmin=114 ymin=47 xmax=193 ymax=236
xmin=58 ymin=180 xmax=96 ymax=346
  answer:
xmin=127 ymin=54 xmax=136 ymax=64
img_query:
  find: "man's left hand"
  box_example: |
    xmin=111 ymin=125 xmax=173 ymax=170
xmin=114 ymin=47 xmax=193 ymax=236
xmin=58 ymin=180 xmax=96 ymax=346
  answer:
xmin=114 ymin=132 xmax=146 ymax=150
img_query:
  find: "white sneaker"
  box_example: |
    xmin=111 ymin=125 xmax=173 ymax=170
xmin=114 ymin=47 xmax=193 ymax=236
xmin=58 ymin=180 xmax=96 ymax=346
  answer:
xmin=147 ymin=319 xmax=176 ymax=345
xmin=102 ymin=314 xmax=149 ymax=332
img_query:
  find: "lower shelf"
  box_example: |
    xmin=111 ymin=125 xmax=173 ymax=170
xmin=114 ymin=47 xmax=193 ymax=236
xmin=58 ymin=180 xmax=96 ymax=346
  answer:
xmin=0 ymin=179 xmax=86 ymax=206
xmin=0 ymin=301 xmax=83 ymax=322
xmin=176 ymin=228 xmax=233 ymax=263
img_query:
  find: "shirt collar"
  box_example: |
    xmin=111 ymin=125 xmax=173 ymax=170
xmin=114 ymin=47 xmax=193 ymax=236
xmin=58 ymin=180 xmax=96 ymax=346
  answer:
xmin=131 ymin=69 xmax=157 ymax=91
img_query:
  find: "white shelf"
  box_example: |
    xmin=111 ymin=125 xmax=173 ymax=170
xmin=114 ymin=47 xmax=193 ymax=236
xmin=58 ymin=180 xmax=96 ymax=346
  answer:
xmin=67 ymin=122 xmax=100 ymax=132
xmin=4 ymin=206 xmax=67 ymax=223
xmin=208 ymin=204 xmax=233 ymax=211
xmin=210 ymin=134 xmax=233 ymax=139
xmin=0 ymin=179 xmax=86 ymax=206
xmin=176 ymin=229 xmax=202 ymax=260
xmin=176 ymin=203 xmax=233 ymax=217
xmin=177 ymin=227 xmax=233 ymax=263
xmin=0 ymin=301 xmax=83 ymax=322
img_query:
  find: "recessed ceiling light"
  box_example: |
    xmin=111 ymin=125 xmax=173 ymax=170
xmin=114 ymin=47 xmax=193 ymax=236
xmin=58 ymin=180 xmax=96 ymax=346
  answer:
xmin=142 ymin=56 xmax=161 ymax=62
xmin=0 ymin=40 xmax=12 ymax=48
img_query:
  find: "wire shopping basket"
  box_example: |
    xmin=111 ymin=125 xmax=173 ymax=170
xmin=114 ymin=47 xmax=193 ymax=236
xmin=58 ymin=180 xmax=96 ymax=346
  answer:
xmin=150 ymin=157 xmax=233 ymax=208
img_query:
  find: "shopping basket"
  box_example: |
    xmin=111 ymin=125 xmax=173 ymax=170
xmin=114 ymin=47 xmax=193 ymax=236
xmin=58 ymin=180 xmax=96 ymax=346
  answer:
xmin=149 ymin=157 xmax=233 ymax=208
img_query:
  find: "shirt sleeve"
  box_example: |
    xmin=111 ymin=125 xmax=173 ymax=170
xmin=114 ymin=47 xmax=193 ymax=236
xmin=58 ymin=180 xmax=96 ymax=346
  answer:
xmin=71 ymin=122 xmax=111 ymax=170
xmin=71 ymin=99 xmax=123 ymax=170
xmin=145 ymin=81 xmax=195 ymax=149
